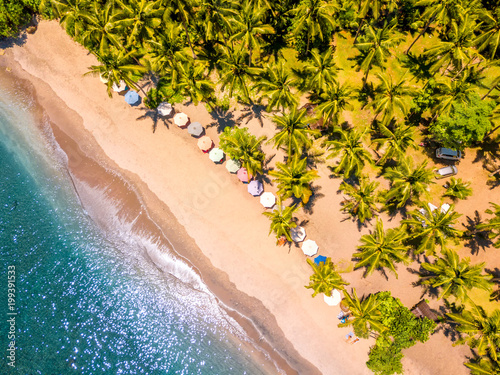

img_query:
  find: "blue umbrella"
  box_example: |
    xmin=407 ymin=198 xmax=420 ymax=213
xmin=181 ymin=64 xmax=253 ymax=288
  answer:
xmin=247 ymin=180 xmax=263 ymax=196
xmin=314 ymin=255 xmax=327 ymax=265
xmin=124 ymin=90 xmax=140 ymax=105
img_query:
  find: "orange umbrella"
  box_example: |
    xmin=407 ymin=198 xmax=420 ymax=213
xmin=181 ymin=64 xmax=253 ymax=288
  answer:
xmin=197 ymin=136 xmax=213 ymax=152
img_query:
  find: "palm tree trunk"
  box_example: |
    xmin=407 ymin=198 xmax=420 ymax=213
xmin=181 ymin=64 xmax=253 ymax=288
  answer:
xmin=306 ymin=32 xmax=311 ymax=55
xmin=487 ymin=124 xmax=500 ymax=137
xmin=482 ymin=84 xmax=499 ymax=100
xmin=248 ymin=46 xmax=252 ymax=67
xmin=353 ymin=18 xmax=364 ymax=44
xmin=181 ymin=17 xmax=196 ymax=59
xmin=405 ymin=14 xmax=437 ymax=55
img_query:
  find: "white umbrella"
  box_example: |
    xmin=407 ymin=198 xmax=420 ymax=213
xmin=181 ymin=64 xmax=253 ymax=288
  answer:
xmin=260 ymin=192 xmax=276 ymax=208
xmin=157 ymin=102 xmax=173 ymax=117
xmin=187 ymin=122 xmax=203 ymax=136
xmin=209 ymin=148 xmax=224 ymax=163
xmin=302 ymin=239 xmax=318 ymax=256
xmin=174 ymin=112 xmax=189 ymax=127
xmin=112 ymin=80 xmax=127 ymax=92
xmin=324 ymin=290 xmax=342 ymax=306
xmin=291 ymin=226 xmax=306 ymax=242
xmin=225 ymin=159 xmax=241 ymax=173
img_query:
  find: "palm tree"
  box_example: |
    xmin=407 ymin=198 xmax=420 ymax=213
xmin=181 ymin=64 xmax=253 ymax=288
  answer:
xmin=313 ymin=81 xmax=355 ymax=126
xmin=420 ymin=250 xmax=493 ymax=301
xmin=79 ymin=0 xmax=123 ymax=55
xmin=353 ymin=219 xmax=410 ymax=278
xmin=146 ymin=24 xmax=190 ymax=75
xmin=269 ymin=156 xmax=319 ymax=204
xmin=114 ymin=0 xmax=163 ymax=48
xmin=403 ymin=204 xmax=462 ymax=256
xmin=443 ymin=177 xmax=473 ymax=200
xmin=339 ymin=178 xmax=379 ymax=223
xmin=270 ymin=108 xmax=320 ymax=156
xmin=372 ymin=124 xmax=417 ymax=165
xmin=423 ymin=15 xmax=477 ymax=76
xmin=355 ymin=21 xmax=404 ymax=83
xmin=289 ymin=0 xmax=337 ymax=55
xmin=299 ymin=48 xmax=339 ymax=93
xmin=338 ymin=288 xmax=386 ymax=339
xmin=230 ymin=1 xmax=275 ymax=65
xmin=474 ymin=7 xmax=500 ymax=59
xmin=219 ymin=126 xmax=267 ymax=176
xmin=165 ymin=0 xmax=197 ymax=58
xmin=175 ymin=59 xmax=215 ymax=106
xmin=477 ymin=202 xmax=500 ymax=248
xmin=218 ymin=46 xmax=258 ymax=103
xmin=50 ymin=0 xmax=91 ymax=40
xmin=326 ymin=127 xmax=373 ymax=178
xmin=252 ymin=61 xmax=299 ymax=112
xmin=383 ymin=156 xmax=434 ymax=208
xmin=431 ymin=73 xmax=477 ymax=120
xmin=85 ymin=50 xmax=147 ymax=97
xmin=465 ymin=354 xmax=500 ymax=375
xmin=448 ymin=306 xmax=500 ymax=362
xmin=196 ymin=0 xmax=238 ymax=44
xmin=406 ymin=0 xmax=469 ymax=54
xmin=370 ymin=72 xmax=417 ymax=123
xmin=305 ymin=257 xmax=349 ymax=297
xmin=263 ymin=202 xmax=299 ymax=243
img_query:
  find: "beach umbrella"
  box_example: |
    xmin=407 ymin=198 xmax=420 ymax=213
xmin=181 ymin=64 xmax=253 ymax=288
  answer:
xmin=247 ymin=180 xmax=263 ymax=196
xmin=324 ymin=290 xmax=342 ymax=306
xmin=209 ymin=148 xmax=224 ymax=163
xmin=174 ymin=112 xmax=189 ymax=127
xmin=237 ymin=168 xmax=249 ymax=183
xmin=197 ymin=136 xmax=213 ymax=152
xmin=157 ymin=102 xmax=173 ymax=117
xmin=314 ymin=255 xmax=327 ymax=265
xmin=291 ymin=226 xmax=306 ymax=242
xmin=302 ymin=239 xmax=318 ymax=256
xmin=187 ymin=122 xmax=204 ymax=137
xmin=124 ymin=90 xmax=140 ymax=105
xmin=260 ymin=192 xmax=276 ymax=208
xmin=225 ymin=159 xmax=241 ymax=173
xmin=113 ymin=80 xmax=127 ymax=92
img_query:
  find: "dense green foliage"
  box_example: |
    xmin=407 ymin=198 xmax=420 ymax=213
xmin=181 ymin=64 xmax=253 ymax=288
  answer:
xmin=0 ymin=0 xmax=38 ymax=37
xmin=431 ymin=93 xmax=495 ymax=150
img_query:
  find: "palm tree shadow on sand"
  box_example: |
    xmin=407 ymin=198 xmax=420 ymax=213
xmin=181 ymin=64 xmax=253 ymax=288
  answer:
xmin=207 ymin=107 xmax=235 ymax=133
xmin=462 ymin=210 xmax=494 ymax=255
xmin=136 ymin=107 xmax=170 ymax=133
xmin=237 ymin=104 xmax=267 ymax=128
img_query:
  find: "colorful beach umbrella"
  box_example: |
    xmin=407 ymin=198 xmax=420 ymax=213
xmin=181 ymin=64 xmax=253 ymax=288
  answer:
xmin=157 ymin=102 xmax=173 ymax=117
xmin=302 ymin=239 xmax=318 ymax=256
xmin=173 ymin=112 xmax=189 ymax=127
xmin=314 ymin=255 xmax=327 ymax=265
xmin=259 ymin=192 xmax=276 ymax=208
xmin=124 ymin=90 xmax=140 ymax=105
xmin=209 ymin=148 xmax=224 ymax=163
xmin=187 ymin=122 xmax=203 ymax=137
xmin=291 ymin=226 xmax=306 ymax=242
xmin=237 ymin=168 xmax=248 ymax=183
xmin=247 ymin=180 xmax=263 ymax=196
xmin=113 ymin=80 xmax=127 ymax=92
xmin=197 ymin=136 xmax=213 ymax=152
xmin=324 ymin=290 xmax=342 ymax=306
xmin=225 ymin=159 xmax=241 ymax=173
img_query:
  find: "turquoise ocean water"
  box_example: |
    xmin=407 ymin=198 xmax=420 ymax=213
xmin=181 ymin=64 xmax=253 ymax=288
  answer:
xmin=0 ymin=81 xmax=271 ymax=374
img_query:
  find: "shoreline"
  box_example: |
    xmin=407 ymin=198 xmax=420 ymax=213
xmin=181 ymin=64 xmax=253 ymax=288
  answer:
xmin=0 ymin=28 xmax=316 ymax=375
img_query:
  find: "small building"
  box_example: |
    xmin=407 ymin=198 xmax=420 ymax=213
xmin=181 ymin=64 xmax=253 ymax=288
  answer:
xmin=411 ymin=300 xmax=439 ymax=322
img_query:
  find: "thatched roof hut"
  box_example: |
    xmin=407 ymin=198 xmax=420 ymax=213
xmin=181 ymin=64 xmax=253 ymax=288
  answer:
xmin=411 ymin=300 xmax=439 ymax=321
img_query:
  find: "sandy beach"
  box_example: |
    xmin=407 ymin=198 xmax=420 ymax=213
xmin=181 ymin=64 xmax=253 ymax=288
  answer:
xmin=2 ymin=20 xmax=494 ymax=374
